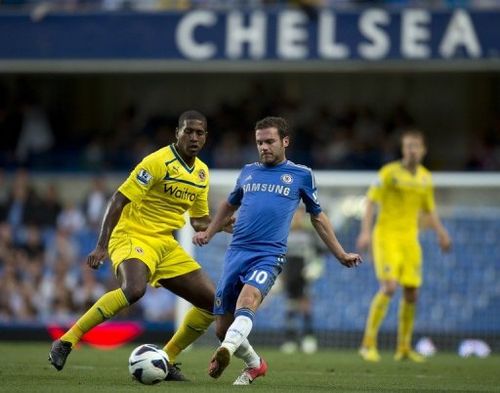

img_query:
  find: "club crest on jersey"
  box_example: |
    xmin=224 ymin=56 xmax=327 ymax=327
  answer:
xmin=198 ymin=169 xmax=206 ymax=181
xmin=281 ymin=174 xmax=293 ymax=184
xmin=136 ymin=169 xmax=152 ymax=186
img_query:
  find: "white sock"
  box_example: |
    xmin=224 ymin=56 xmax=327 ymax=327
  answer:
xmin=234 ymin=339 xmax=260 ymax=369
xmin=221 ymin=310 xmax=254 ymax=355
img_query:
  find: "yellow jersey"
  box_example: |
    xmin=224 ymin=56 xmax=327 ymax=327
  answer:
xmin=368 ymin=161 xmax=435 ymax=238
xmin=114 ymin=144 xmax=209 ymax=237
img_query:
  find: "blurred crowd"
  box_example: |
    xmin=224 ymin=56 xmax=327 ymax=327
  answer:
xmin=0 ymin=169 xmax=176 ymax=324
xmin=1 ymin=0 xmax=499 ymax=12
xmin=1 ymin=82 xmax=499 ymax=172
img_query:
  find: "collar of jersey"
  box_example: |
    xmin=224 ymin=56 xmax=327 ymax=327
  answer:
xmin=170 ymin=144 xmax=195 ymax=173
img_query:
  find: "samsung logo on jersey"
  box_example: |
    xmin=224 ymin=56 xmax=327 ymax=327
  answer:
xmin=164 ymin=184 xmax=196 ymax=201
xmin=242 ymin=183 xmax=290 ymax=196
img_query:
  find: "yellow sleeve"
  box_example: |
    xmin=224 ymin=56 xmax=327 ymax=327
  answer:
xmin=118 ymin=154 xmax=161 ymax=204
xmin=422 ymin=176 xmax=436 ymax=213
xmin=367 ymin=167 xmax=389 ymax=202
xmin=189 ymin=169 xmax=210 ymax=218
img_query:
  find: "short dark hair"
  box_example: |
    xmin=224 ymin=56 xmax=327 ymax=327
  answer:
xmin=178 ymin=110 xmax=207 ymax=129
xmin=400 ymin=128 xmax=426 ymax=145
xmin=255 ymin=116 xmax=289 ymax=139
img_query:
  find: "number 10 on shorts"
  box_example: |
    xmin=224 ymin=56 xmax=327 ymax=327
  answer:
xmin=248 ymin=270 xmax=269 ymax=284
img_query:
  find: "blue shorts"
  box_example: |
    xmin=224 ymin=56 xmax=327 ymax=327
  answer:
xmin=213 ymin=248 xmax=285 ymax=315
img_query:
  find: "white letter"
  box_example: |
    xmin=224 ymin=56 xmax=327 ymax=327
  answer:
xmin=401 ymin=9 xmax=430 ymax=58
xmin=439 ymin=9 xmax=481 ymax=58
xmin=176 ymin=10 xmax=217 ymax=60
xmin=318 ymin=10 xmax=349 ymax=59
xmin=358 ymin=9 xmax=390 ymax=60
xmin=226 ymin=11 xmax=266 ymax=59
xmin=278 ymin=10 xmax=308 ymax=59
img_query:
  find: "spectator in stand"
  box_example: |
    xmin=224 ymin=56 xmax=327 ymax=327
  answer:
xmin=83 ymin=177 xmax=110 ymax=231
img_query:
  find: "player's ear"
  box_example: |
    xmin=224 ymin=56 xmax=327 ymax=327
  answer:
xmin=283 ymin=136 xmax=290 ymax=148
xmin=175 ymin=127 xmax=179 ymax=139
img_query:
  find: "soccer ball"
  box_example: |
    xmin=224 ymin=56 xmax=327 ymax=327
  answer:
xmin=128 ymin=344 xmax=169 ymax=385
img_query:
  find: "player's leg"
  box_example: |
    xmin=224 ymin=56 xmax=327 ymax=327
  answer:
xmin=209 ymin=287 xmax=261 ymax=379
xmin=395 ymin=240 xmax=424 ymax=362
xmin=299 ymin=294 xmax=317 ymax=354
xmin=360 ymin=233 xmax=398 ymax=362
xmin=360 ymin=279 xmax=396 ymax=362
xmin=159 ymin=268 xmax=215 ymax=365
xmin=49 ymin=259 xmax=149 ymax=370
xmin=394 ymin=286 xmax=424 ymax=362
xmin=211 ymin=312 xmax=265 ymax=384
xmin=281 ymin=257 xmax=301 ymax=353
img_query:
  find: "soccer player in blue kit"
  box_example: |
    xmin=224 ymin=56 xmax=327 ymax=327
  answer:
xmin=193 ymin=116 xmax=362 ymax=385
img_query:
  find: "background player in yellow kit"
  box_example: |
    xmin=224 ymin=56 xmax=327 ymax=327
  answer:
xmin=357 ymin=129 xmax=451 ymax=362
xmin=48 ymin=110 xmax=232 ymax=380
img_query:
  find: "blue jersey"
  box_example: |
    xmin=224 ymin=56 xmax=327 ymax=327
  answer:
xmin=227 ymin=160 xmax=322 ymax=254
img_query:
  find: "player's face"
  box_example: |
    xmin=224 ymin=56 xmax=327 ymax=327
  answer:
xmin=176 ymin=119 xmax=207 ymax=158
xmin=401 ymin=135 xmax=426 ymax=166
xmin=255 ymin=127 xmax=289 ymax=166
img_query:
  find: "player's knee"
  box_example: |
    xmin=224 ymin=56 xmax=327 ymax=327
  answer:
xmin=381 ymin=284 xmax=397 ymax=297
xmin=122 ymin=284 xmax=146 ymax=304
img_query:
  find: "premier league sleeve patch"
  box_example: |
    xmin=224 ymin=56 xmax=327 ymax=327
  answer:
xmin=136 ymin=169 xmax=153 ymax=186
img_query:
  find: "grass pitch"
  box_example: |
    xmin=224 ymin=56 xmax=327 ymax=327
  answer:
xmin=0 ymin=342 xmax=498 ymax=392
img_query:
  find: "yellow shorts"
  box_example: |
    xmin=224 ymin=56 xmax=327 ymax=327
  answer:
xmin=372 ymin=230 xmax=422 ymax=288
xmin=108 ymin=231 xmax=201 ymax=288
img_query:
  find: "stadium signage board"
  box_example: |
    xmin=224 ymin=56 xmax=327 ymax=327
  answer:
xmin=0 ymin=8 xmax=498 ymax=64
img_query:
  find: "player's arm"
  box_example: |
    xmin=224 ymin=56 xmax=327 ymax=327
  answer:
xmin=190 ymin=215 xmax=211 ymax=232
xmin=192 ymin=200 xmax=238 ymax=246
xmin=87 ymin=191 xmax=131 ymax=269
xmin=356 ymin=198 xmax=376 ymax=252
xmin=421 ymin=174 xmax=451 ymax=252
xmin=310 ymin=212 xmax=361 ymax=268
xmin=422 ymin=211 xmax=452 ymax=252
xmin=190 ymin=215 xmax=235 ymax=233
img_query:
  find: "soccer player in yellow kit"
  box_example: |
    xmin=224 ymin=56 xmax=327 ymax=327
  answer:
xmin=357 ymin=129 xmax=451 ymax=362
xmin=49 ymin=110 xmax=232 ymax=380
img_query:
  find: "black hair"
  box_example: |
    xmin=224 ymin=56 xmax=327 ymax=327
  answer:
xmin=178 ymin=110 xmax=207 ymax=129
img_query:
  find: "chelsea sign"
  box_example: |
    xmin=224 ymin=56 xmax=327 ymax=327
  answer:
xmin=0 ymin=7 xmax=498 ymax=63
xmin=176 ymin=9 xmax=486 ymax=60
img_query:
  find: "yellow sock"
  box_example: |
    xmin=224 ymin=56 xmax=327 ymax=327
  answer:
xmin=163 ymin=307 xmax=214 ymax=362
xmin=362 ymin=292 xmax=391 ymax=349
xmin=61 ymin=288 xmax=129 ymax=347
xmin=397 ymin=299 xmax=415 ymax=352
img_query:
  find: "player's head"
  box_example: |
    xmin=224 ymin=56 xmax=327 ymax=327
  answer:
xmin=175 ymin=110 xmax=207 ymax=158
xmin=254 ymin=116 xmax=289 ymax=166
xmin=401 ymin=128 xmax=426 ymax=167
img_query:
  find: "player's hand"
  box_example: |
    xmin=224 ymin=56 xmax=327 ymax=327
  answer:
xmin=87 ymin=245 xmax=108 ymax=270
xmin=338 ymin=252 xmax=362 ymax=268
xmin=221 ymin=216 xmax=236 ymax=234
xmin=356 ymin=231 xmax=371 ymax=252
xmin=438 ymin=231 xmax=452 ymax=252
xmin=193 ymin=231 xmax=210 ymax=246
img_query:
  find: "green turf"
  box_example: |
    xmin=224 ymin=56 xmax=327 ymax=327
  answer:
xmin=0 ymin=342 xmax=498 ymax=392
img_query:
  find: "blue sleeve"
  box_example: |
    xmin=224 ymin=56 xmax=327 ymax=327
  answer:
xmin=227 ymin=170 xmax=244 ymax=206
xmin=300 ymin=169 xmax=322 ymax=216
